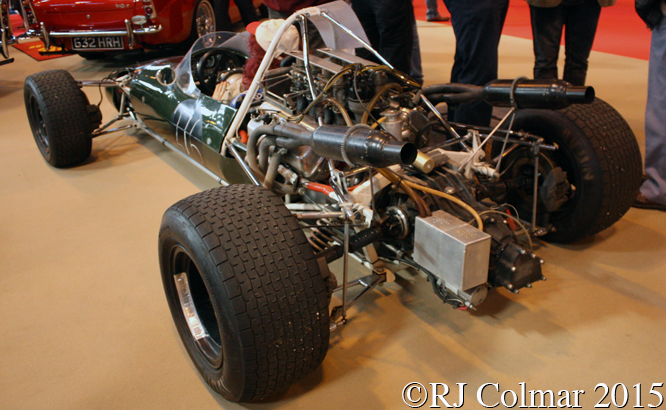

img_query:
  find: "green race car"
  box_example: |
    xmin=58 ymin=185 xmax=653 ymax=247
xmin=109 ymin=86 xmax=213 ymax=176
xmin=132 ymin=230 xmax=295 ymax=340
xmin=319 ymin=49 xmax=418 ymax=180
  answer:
xmin=24 ymin=1 xmax=642 ymax=402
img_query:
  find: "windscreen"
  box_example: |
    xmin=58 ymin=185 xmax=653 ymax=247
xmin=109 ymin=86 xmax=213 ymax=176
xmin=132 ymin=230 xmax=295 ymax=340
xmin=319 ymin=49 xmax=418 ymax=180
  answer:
xmin=175 ymin=32 xmax=250 ymax=99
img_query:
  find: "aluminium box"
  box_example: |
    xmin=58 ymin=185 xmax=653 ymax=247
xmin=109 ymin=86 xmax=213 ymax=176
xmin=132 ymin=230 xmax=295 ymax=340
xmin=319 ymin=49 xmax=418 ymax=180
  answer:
xmin=413 ymin=210 xmax=491 ymax=292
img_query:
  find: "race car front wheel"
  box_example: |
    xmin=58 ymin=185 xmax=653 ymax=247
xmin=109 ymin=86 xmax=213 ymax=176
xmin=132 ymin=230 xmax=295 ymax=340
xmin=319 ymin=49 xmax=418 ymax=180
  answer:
xmin=159 ymin=184 xmax=330 ymax=402
xmin=24 ymin=69 xmax=93 ymax=168
xmin=501 ymin=98 xmax=642 ymax=243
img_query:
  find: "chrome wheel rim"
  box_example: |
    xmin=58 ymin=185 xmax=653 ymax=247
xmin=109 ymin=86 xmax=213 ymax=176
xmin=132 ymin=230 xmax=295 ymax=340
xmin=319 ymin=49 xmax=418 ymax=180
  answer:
xmin=195 ymin=1 xmax=216 ymax=38
xmin=171 ymin=246 xmax=223 ymax=368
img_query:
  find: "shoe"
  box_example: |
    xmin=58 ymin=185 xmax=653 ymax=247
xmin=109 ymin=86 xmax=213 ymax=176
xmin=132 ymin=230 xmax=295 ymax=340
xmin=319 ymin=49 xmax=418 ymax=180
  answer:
xmin=427 ymin=15 xmax=451 ymax=22
xmin=632 ymin=192 xmax=666 ymax=211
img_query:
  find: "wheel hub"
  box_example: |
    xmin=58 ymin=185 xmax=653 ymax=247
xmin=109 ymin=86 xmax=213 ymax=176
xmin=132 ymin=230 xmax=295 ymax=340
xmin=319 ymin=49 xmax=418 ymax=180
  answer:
xmin=29 ymin=96 xmax=49 ymax=153
xmin=195 ymin=2 xmax=215 ymax=38
xmin=172 ymin=247 xmax=223 ymax=368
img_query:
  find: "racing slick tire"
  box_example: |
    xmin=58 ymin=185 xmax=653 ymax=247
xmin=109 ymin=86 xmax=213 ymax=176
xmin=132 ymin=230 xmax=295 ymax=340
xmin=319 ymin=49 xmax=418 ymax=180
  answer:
xmin=501 ymin=98 xmax=642 ymax=243
xmin=24 ymin=69 xmax=94 ymax=168
xmin=159 ymin=184 xmax=330 ymax=402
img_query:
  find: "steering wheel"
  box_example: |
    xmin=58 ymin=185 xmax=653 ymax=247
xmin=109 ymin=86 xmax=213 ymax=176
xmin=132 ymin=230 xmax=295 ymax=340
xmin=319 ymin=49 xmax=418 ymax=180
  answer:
xmin=196 ymin=49 xmax=242 ymax=95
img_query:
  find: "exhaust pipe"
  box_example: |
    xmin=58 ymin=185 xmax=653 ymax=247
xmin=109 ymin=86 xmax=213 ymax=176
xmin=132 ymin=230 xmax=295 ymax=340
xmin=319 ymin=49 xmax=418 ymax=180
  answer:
xmin=272 ymin=123 xmax=418 ymax=168
xmin=482 ymin=79 xmax=594 ymax=109
xmin=422 ymin=78 xmax=594 ymax=110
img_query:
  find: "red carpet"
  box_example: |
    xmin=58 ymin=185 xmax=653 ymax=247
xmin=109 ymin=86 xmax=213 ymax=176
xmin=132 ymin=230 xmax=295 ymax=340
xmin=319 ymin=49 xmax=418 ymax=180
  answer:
xmin=9 ymin=13 xmax=26 ymax=36
xmin=8 ymin=14 xmax=66 ymax=61
xmin=413 ymin=0 xmax=651 ymax=60
xmin=12 ymin=41 xmax=66 ymax=61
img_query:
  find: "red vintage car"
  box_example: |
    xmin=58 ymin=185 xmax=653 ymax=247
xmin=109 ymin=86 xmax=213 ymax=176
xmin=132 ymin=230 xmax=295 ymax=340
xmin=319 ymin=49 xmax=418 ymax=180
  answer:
xmin=0 ymin=0 xmax=261 ymax=59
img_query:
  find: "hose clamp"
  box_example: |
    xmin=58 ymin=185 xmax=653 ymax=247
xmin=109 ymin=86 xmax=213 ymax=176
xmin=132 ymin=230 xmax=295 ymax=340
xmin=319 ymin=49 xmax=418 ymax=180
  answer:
xmin=509 ymin=76 xmax=527 ymax=109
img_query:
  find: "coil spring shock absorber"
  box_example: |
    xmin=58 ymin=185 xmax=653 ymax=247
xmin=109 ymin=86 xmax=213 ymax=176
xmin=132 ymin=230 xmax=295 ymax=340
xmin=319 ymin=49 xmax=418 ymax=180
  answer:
xmin=308 ymin=220 xmax=337 ymax=253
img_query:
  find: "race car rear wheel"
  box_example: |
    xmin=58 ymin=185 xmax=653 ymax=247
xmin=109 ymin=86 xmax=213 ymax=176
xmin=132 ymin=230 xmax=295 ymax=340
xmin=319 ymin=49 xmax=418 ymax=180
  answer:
xmin=501 ymin=98 xmax=642 ymax=243
xmin=24 ymin=69 xmax=93 ymax=168
xmin=159 ymin=184 xmax=330 ymax=402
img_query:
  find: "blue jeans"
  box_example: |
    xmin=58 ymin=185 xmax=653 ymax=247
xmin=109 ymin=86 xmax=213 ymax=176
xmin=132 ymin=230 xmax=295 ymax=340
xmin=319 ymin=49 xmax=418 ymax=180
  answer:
xmin=529 ymin=0 xmax=601 ymax=86
xmin=642 ymin=15 xmax=666 ymax=205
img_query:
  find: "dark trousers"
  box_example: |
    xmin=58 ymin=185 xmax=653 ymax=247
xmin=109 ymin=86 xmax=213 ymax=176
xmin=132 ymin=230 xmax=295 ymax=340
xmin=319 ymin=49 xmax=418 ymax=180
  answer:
xmin=529 ymin=0 xmax=601 ymax=86
xmin=442 ymin=0 xmax=509 ymax=126
xmin=214 ymin=0 xmax=259 ymax=31
xmin=350 ymin=0 xmax=414 ymax=75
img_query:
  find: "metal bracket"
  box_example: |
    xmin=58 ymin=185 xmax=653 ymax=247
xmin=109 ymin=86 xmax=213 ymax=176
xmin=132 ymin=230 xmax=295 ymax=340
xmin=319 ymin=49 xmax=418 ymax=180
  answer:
xmin=124 ymin=19 xmax=134 ymax=49
xmin=40 ymin=22 xmax=50 ymax=51
xmin=329 ymin=168 xmax=356 ymax=221
xmin=330 ymin=269 xmax=387 ymax=327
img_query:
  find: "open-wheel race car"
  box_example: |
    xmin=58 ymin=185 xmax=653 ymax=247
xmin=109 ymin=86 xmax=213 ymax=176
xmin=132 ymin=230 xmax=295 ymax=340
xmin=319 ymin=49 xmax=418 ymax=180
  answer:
xmin=24 ymin=1 xmax=642 ymax=402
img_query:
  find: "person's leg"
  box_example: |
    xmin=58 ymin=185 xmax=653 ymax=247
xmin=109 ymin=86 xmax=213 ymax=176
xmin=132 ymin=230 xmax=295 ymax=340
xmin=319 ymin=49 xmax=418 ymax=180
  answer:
xmin=426 ymin=0 xmax=439 ymax=19
xmin=350 ymin=0 xmax=381 ymax=65
xmin=234 ymin=0 xmax=259 ymax=26
xmin=641 ymin=17 xmax=666 ymax=206
xmin=530 ymin=5 xmax=565 ymax=81
xmin=410 ymin=17 xmax=424 ymax=85
xmin=561 ymin=0 xmax=601 ymax=85
xmin=213 ymin=0 xmax=233 ymax=32
xmin=373 ymin=0 xmax=414 ymax=74
xmin=442 ymin=0 xmax=509 ymax=126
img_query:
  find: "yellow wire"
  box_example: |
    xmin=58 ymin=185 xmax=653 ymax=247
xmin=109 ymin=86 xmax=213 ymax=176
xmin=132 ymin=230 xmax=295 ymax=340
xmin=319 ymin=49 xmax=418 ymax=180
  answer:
xmin=360 ymin=82 xmax=403 ymax=124
xmin=477 ymin=210 xmax=532 ymax=250
xmin=323 ymin=97 xmax=353 ymax=126
xmin=360 ymin=65 xmax=421 ymax=88
xmin=401 ymin=180 xmax=484 ymax=231
xmin=370 ymin=116 xmax=387 ymax=129
xmin=376 ymin=168 xmax=431 ymax=217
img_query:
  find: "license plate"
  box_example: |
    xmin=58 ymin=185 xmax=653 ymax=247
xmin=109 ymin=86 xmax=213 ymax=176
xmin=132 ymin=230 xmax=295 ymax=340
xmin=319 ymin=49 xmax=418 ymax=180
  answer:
xmin=72 ymin=36 xmax=124 ymax=50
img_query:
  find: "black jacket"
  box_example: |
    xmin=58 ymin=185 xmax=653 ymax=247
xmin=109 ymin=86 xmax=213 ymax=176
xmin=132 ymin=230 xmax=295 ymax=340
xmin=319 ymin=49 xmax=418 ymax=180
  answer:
xmin=636 ymin=0 xmax=663 ymax=29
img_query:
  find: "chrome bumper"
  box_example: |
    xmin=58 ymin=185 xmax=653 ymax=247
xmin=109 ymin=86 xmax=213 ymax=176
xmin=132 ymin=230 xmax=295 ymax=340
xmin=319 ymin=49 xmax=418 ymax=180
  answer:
xmin=0 ymin=12 xmax=162 ymax=59
xmin=40 ymin=20 xmax=163 ymax=50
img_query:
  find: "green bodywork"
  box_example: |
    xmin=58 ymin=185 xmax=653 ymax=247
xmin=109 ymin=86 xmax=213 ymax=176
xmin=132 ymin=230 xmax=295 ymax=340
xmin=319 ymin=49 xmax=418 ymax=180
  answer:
xmin=126 ymin=59 xmax=250 ymax=184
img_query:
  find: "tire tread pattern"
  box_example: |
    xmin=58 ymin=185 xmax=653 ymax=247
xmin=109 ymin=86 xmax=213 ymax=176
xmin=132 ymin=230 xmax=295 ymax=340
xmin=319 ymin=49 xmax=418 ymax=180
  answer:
xmin=558 ymin=98 xmax=642 ymax=237
xmin=24 ymin=69 xmax=92 ymax=167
